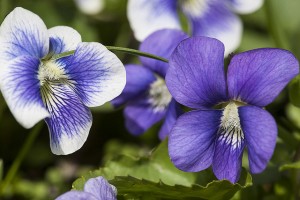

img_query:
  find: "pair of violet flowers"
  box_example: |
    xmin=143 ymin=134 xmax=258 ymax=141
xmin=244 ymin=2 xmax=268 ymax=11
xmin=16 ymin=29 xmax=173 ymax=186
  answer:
xmin=0 ymin=7 xmax=126 ymax=155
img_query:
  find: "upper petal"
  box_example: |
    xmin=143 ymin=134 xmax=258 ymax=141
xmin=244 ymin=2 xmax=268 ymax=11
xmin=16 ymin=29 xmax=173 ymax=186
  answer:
xmin=166 ymin=37 xmax=227 ymax=109
xmin=111 ymin=64 xmax=156 ymax=108
xmin=239 ymin=106 xmax=277 ymax=174
xmin=74 ymin=0 xmax=104 ymax=15
xmin=168 ymin=109 xmax=221 ymax=172
xmin=185 ymin=1 xmax=242 ymax=55
xmin=48 ymin=26 xmax=82 ymax=54
xmin=56 ymin=191 xmax=98 ymax=200
xmin=0 ymin=7 xmax=48 ymax=64
xmin=43 ymin=84 xmax=92 ymax=155
xmin=84 ymin=177 xmax=117 ymax=200
xmin=227 ymin=48 xmax=299 ymax=107
xmin=0 ymin=56 xmax=49 ymax=128
xmin=127 ymin=0 xmax=181 ymax=41
xmin=139 ymin=29 xmax=188 ymax=77
xmin=58 ymin=42 xmax=126 ymax=107
xmin=228 ymin=0 xmax=264 ymax=14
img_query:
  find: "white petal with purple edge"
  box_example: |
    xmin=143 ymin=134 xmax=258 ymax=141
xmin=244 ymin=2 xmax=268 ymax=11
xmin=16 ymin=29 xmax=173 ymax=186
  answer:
xmin=48 ymin=26 xmax=82 ymax=54
xmin=0 ymin=7 xmax=49 ymax=64
xmin=127 ymin=0 xmax=180 ymax=41
xmin=43 ymin=84 xmax=92 ymax=155
xmin=0 ymin=56 xmax=49 ymax=128
xmin=57 ymin=42 xmax=126 ymax=107
xmin=229 ymin=0 xmax=264 ymax=14
xmin=84 ymin=177 xmax=117 ymax=200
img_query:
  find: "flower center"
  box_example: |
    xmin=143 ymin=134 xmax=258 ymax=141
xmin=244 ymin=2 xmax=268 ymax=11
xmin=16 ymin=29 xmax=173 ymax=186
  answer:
xmin=148 ymin=77 xmax=172 ymax=112
xmin=38 ymin=60 xmax=67 ymax=86
xmin=179 ymin=0 xmax=208 ymax=17
xmin=218 ymin=102 xmax=244 ymax=149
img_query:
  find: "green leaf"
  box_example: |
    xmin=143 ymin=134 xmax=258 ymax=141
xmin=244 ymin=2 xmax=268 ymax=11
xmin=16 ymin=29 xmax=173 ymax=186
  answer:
xmin=73 ymin=141 xmax=252 ymax=199
xmin=0 ymin=159 xmax=3 ymax=182
xmin=289 ymin=76 xmax=300 ymax=108
xmin=279 ymin=161 xmax=300 ymax=171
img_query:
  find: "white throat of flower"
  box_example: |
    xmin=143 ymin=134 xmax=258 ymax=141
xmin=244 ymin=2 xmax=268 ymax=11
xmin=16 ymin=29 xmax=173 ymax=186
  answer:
xmin=38 ymin=60 xmax=67 ymax=86
xmin=148 ymin=77 xmax=172 ymax=112
xmin=218 ymin=102 xmax=244 ymax=149
xmin=179 ymin=0 xmax=209 ymax=18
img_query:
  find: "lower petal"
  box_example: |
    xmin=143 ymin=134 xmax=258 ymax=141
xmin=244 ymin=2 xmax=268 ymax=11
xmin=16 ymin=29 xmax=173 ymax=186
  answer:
xmin=239 ymin=106 xmax=277 ymax=173
xmin=84 ymin=177 xmax=117 ymax=200
xmin=168 ymin=110 xmax=221 ymax=172
xmin=56 ymin=191 xmax=98 ymax=200
xmin=43 ymin=84 xmax=92 ymax=155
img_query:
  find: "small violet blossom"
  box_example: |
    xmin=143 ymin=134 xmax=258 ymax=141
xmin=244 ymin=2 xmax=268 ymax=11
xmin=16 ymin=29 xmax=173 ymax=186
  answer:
xmin=112 ymin=29 xmax=187 ymax=140
xmin=56 ymin=176 xmax=117 ymax=200
xmin=166 ymin=37 xmax=299 ymax=183
xmin=0 ymin=8 xmax=126 ymax=155
xmin=74 ymin=0 xmax=104 ymax=15
xmin=127 ymin=0 xmax=263 ymax=55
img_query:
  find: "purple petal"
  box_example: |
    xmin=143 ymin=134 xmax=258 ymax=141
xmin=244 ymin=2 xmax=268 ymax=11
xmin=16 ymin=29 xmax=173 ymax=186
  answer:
xmin=227 ymin=48 xmax=299 ymax=107
xmin=111 ymin=65 xmax=156 ymax=108
xmin=124 ymin=95 xmax=166 ymax=136
xmin=228 ymin=0 xmax=263 ymax=14
xmin=48 ymin=26 xmax=82 ymax=54
xmin=127 ymin=0 xmax=180 ymax=41
xmin=43 ymin=84 xmax=92 ymax=155
xmin=158 ymin=100 xmax=183 ymax=140
xmin=139 ymin=29 xmax=188 ymax=77
xmin=239 ymin=106 xmax=277 ymax=174
xmin=184 ymin=1 xmax=242 ymax=55
xmin=58 ymin=42 xmax=126 ymax=107
xmin=56 ymin=191 xmax=98 ymax=200
xmin=166 ymin=37 xmax=227 ymax=109
xmin=212 ymin=126 xmax=245 ymax=183
xmin=168 ymin=110 xmax=221 ymax=172
xmin=0 ymin=7 xmax=48 ymax=63
xmin=84 ymin=177 xmax=117 ymax=200
xmin=0 ymin=56 xmax=49 ymax=128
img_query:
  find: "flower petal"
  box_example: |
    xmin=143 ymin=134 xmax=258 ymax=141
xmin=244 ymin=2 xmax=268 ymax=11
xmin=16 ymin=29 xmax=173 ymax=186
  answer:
xmin=84 ymin=177 xmax=117 ymax=200
xmin=58 ymin=42 xmax=126 ymax=107
xmin=43 ymin=84 xmax=92 ymax=155
xmin=227 ymin=48 xmax=299 ymax=107
xmin=212 ymin=126 xmax=245 ymax=183
xmin=166 ymin=37 xmax=227 ymax=109
xmin=111 ymin=65 xmax=156 ymax=108
xmin=139 ymin=29 xmax=188 ymax=77
xmin=0 ymin=56 xmax=49 ymax=128
xmin=168 ymin=110 xmax=221 ymax=172
xmin=75 ymin=0 xmax=104 ymax=15
xmin=239 ymin=106 xmax=277 ymax=173
xmin=0 ymin=7 xmax=48 ymax=63
xmin=48 ymin=26 xmax=82 ymax=54
xmin=158 ymin=100 xmax=183 ymax=140
xmin=124 ymin=95 xmax=166 ymax=136
xmin=186 ymin=2 xmax=242 ymax=55
xmin=56 ymin=191 xmax=98 ymax=200
xmin=229 ymin=0 xmax=264 ymax=14
xmin=127 ymin=0 xmax=180 ymax=41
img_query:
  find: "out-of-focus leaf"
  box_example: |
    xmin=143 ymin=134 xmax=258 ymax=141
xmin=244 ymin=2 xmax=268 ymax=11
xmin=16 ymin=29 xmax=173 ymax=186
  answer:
xmin=279 ymin=161 xmax=300 ymax=171
xmin=0 ymin=159 xmax=3 ymax=182
xmin=277 ymin=125 xmax=300 ymax=151
xmin=73 ymin=141 xmax=252 ymax=199
xmin=238 ymin=29 xmax=274 ymax=52
xmin=289 ymin=76 xmax=300 ymax=108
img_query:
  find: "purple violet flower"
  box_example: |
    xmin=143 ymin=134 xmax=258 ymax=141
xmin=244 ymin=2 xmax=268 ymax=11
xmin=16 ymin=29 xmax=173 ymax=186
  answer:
xmin=56 ymin=176 xmax=117 ymax=200
xmin=166 ymin=37 xmax=299 ymax=183
xmin=127 ymin=0 xmax=263 ymax=55
xmin=112 ymin=29 xmax=188 ymax=140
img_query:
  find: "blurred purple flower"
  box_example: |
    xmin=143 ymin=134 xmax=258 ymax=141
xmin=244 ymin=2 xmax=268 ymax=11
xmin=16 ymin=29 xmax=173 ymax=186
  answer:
xmin=112 ymin=29 xmax=188 ymax=140
xmin=56 ymin=176 xmax=117 ymax=200
xmin=127 ymin=0 xmax=263 ymax=55
xmin=0 ymin=7 xmax=126 ymax=155
xmin=166 ymin=37 xmax=299 ymax=183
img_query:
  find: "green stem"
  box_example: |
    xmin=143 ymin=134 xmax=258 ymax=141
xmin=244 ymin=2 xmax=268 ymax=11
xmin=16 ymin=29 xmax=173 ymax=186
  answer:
xmin=53 ymin=46 xmax=169 ymax=63
xmin=0 ymin=123 xmax=43 ymax=195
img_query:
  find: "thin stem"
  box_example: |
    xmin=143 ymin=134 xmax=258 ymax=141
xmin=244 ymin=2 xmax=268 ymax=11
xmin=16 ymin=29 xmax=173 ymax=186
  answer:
xmin=0 ymin=123 xmax=43 ymax=195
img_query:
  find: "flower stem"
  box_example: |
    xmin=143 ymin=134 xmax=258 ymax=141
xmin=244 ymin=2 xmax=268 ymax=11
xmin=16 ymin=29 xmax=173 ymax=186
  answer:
xmin=0 ymin=123 xmax=43 ymax=196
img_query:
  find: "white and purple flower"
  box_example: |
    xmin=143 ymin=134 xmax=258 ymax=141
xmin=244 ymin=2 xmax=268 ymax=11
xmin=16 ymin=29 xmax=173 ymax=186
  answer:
xmin=127 ymin=0 xmax=263 ymax=55
xmin=56 ymin=176 xmax=117 ymax=200
xmin=166 ymin=37 xmax=299 ymax=183
xmin=0 ymin=8 xmax=126 ymax=155
xmin=112 ymin=29 xmax=187 ymax=140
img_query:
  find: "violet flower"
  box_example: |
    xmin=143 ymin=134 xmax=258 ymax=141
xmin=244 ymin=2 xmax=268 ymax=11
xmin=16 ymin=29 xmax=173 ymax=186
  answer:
xmin=56 ymin=176 xmax=117 ymax=200
xmin=112 ymin=29 xmax=187 ymax=140
xmin=166 ymin=37 xmax=299 ymax=183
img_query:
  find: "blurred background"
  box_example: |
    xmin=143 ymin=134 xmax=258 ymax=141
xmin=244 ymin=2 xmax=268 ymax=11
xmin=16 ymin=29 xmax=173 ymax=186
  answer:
xmin=0 ymin=0 xmax=300 ymax=199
